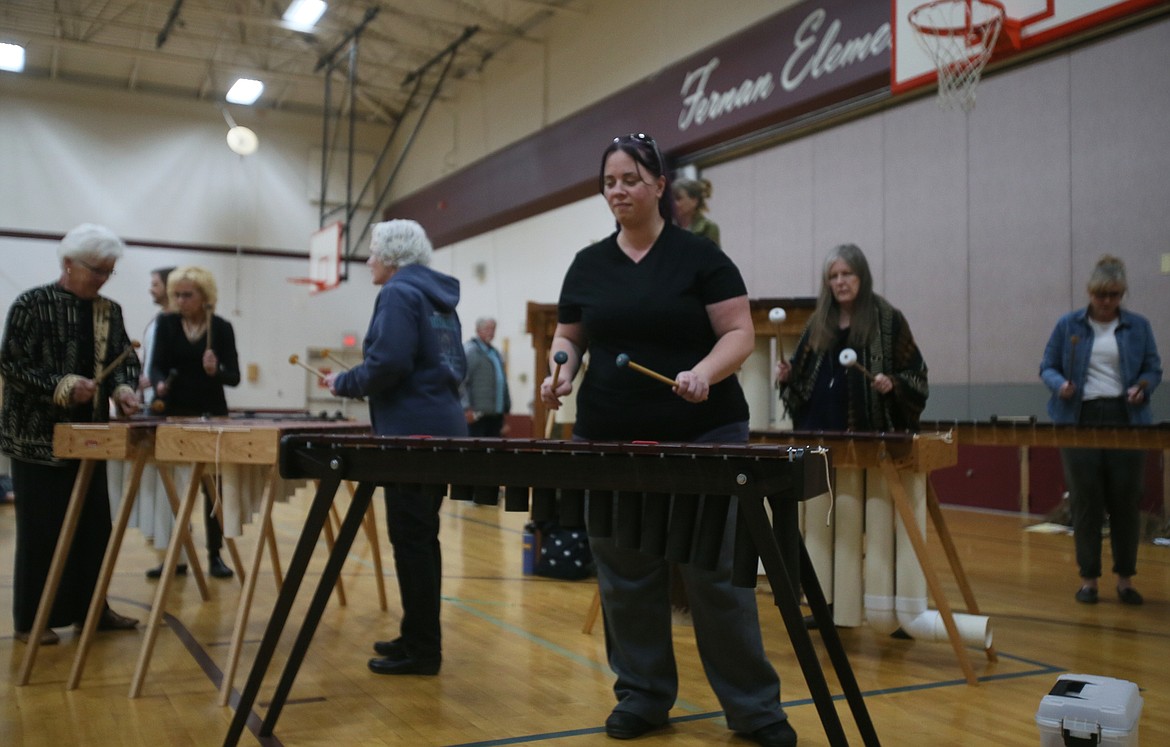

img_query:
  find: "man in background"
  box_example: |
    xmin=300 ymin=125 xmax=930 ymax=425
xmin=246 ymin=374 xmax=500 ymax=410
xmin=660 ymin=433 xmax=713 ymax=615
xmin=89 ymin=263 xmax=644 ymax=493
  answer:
xmin=462 ymin=317 xmax=511 ymax=437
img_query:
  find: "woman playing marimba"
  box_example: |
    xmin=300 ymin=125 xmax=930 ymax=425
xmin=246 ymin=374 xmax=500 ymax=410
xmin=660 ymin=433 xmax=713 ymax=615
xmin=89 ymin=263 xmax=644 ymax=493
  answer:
xmin=541 ymin=134 xmax=795 ymax=747
xmin=776 ymin=244 xmax=928 ymax=431
xmin=150 ymin=265 xmax=241 ymax=579
xmin=1040 ymin=255 xmax=1162 ymax=606
xmin=0 ymin=224 xmax=142 ymax=644
xmin=325 ymin=219 xmax=467 ymax=677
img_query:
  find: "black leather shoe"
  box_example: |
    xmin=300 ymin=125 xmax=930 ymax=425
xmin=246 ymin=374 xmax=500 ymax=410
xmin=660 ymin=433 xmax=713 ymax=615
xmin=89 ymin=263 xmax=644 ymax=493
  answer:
xmin=367 ymin=655 xmax=440 ymax=676
xmin=1117 ymin=587 xmax=1144 ymax=605
xmin=146 ymin=563 xmax=188 ymax=579
xmin=92 ymin=607 xmax=139 ymax=631
xmin=742 ymin=720 xmax=798 ymax=747
xmin=208 ymin=555 xmax=234 ymax=579
xmin=373 ymin=638 xmax=408 ymax=660
xmin=1075 ymin=586 xmax=1099 ymax=604
xmin=604 ymin=711 xmax=662 ymax=740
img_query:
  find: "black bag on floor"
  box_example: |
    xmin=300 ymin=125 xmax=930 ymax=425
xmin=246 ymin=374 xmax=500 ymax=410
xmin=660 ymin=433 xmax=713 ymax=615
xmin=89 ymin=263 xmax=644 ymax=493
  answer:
xmin=528 ymin=520 xmax=594 ymax=580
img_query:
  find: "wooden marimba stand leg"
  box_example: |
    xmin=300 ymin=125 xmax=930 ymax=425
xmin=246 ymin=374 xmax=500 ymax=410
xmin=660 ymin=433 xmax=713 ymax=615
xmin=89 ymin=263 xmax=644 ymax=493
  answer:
xmin=18 ymin=459 xmax=101 ymax=686
xmin=875 ymin=451 xmax=996 ymax=687
xmin=131 ymin=462 xmax=207 ymax=697
xmin=68 ymin=458 xmax=212 ymax=689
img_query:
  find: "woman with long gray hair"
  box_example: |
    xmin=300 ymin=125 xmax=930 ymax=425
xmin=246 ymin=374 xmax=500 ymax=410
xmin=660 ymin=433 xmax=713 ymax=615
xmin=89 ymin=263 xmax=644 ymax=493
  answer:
xmin=777 ymin=243 xmax=928 ymax=431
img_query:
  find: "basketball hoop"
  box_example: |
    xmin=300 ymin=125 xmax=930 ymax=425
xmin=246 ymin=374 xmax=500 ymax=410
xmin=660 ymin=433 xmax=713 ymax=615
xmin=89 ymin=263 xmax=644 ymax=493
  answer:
xmin=289 ymin=222 xmax=343 ymax=294
xmin=909 ymin=0 xmax=1005 ymax=112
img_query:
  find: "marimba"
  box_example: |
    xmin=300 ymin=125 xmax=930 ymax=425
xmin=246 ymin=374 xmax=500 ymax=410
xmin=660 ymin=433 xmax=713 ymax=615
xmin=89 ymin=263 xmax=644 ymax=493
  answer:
xmin=224 ymin=435 xmax=880 ymax=747
xmin=131 ymin=417 xmax=370 ymax=702
xmin=18 ymin=421 xmax=202 ymax=688
xmin=753 ymin=430 xmax=993 ymax=686
xmin=922 ymin=420 xmax=1170 ymax=516
xmin=923 ymin=419 xmax=1170 ymax=449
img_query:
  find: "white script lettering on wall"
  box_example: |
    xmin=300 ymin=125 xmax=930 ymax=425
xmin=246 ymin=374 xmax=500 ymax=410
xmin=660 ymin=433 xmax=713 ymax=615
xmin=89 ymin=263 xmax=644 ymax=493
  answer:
xmin=677 ymin=8 xmax=891 ymax=132
xmin=782 ymin=9 xmax=891 ymax=92
xmin=678 ymin=58 xmax=775 ymax=131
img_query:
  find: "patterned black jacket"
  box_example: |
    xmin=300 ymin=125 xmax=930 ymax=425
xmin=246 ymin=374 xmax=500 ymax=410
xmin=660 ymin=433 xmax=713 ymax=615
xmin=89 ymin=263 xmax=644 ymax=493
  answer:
xmin=1 ymin=283 xmax=139 ymax=464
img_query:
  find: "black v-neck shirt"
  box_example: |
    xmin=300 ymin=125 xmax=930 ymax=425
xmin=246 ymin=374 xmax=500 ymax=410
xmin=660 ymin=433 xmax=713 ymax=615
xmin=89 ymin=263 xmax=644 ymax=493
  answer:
xmin=557 ymin=224 xmax=749 ymax=442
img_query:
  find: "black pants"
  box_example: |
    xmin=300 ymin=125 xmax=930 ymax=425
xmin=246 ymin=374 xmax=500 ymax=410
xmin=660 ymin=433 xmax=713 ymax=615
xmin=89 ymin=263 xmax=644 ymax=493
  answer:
xmin=11 ymin=457 xmax=111 ymax=631
xmin=1060 ymin=398 xmax=1144 ymax=579
xmin=383 ymin=485 xmax=444 ymax=661
xmin=204 ymin=487 xmax=223 ymax=554
xmin=467 ymin=414 xmax=504 ymax=438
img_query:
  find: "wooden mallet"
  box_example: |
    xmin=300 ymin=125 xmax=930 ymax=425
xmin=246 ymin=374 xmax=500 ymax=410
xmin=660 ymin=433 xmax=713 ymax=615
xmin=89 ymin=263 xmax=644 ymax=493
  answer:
xmin=545 ymin=350 xmax=568 ymax=439
xmin=838 ymin=347 xmax=875 ymax=381
xmin=615 ymin=353 xmax=676 ymax=387
xmin=289 ymin=354 xmax=327 ymax=379
xmin=205 ymin=305 xmax=214 ymax=351
xmin=94 ymin=340 xmax=141 ymax=385
xmin=321 ymin=348 xmax=351 ymax=371
xmin=150 ymin=369 xmax=179 ymax=413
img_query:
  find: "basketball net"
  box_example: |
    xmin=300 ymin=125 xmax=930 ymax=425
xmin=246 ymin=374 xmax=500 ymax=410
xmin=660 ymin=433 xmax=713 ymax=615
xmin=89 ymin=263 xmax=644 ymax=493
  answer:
xmin=910 ymin=0 xmax=1005 ymax=112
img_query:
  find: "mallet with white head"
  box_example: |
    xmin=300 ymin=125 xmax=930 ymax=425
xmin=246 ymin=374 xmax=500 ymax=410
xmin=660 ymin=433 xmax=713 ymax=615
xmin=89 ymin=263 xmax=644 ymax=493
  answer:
xmin=838 ymin=347 xmax=875 ymax=381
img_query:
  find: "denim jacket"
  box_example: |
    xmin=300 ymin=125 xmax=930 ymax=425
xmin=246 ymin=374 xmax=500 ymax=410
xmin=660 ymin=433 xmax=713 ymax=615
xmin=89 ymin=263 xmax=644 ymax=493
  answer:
xmin=1039 ymin=307 xmax=1162 ymax=424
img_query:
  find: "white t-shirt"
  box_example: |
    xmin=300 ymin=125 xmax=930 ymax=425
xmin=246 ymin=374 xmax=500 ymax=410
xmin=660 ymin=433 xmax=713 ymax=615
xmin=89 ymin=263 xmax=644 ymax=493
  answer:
xmin=1083 ymin=317 xmax=1123 ymax=400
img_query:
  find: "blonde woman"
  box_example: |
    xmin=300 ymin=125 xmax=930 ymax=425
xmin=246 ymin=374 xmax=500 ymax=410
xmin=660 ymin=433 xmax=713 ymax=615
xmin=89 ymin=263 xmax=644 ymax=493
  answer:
xmin=150 ymin=265 xmax=241 ymax=578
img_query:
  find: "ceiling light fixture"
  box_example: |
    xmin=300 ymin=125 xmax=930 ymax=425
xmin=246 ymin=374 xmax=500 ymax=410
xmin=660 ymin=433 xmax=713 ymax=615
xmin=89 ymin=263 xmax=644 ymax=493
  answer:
xmin=283 ymin=0 xmax=328 ymax=31
xmin=221 ymin=108 xmax=259 ymax=156
xmin=0 ymin=43 xmax=26 ymax=73
xmin=226 ymin=78 xmax=264 ymax=105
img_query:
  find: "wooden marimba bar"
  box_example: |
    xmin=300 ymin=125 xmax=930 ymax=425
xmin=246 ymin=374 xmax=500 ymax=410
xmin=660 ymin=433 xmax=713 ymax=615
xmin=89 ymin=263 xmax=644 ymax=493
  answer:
xmin=922 ymin=419 xmax=1170 ymax=449
xmin=922 ymin=420 xmax=1170 ymax=516
xmin=224 ymin=435 xmax=881 ymax=747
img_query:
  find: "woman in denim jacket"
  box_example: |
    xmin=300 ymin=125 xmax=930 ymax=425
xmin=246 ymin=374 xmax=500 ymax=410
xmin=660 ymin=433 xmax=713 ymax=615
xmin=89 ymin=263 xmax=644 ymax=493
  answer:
xmin=1039 ymin=255 xmax=1162 ymax=606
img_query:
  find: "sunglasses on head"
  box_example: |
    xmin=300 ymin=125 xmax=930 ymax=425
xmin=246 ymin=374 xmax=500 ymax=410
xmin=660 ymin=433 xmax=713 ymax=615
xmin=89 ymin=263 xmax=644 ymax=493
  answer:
xmin=613 ymin=133 xmax=664 ymax=173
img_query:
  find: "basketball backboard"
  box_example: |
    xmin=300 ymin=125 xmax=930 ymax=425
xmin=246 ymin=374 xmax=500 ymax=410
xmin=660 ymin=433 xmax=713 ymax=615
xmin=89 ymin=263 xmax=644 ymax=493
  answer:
xmin=892 ymin=0 xmax=1162 ymax=96
xmin=305 ymin=221 xmax=342 ymax=294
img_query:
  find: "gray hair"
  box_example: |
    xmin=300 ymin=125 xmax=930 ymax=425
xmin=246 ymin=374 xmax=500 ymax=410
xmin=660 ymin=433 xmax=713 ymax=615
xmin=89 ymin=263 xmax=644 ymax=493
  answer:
xmin=58 ymin=223 xmax=125 ymax=263
xmin=370 ymin=219 xmax=433 ymax=268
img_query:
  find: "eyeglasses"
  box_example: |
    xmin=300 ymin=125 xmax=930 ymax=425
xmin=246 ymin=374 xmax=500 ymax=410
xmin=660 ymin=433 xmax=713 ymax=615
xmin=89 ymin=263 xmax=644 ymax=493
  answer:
xmin=1092 ymin=290 xmax=1123 ymax=300
xmin=76 ymin=259 xmax=115 ymax=278
xmin=613 ymin=133 xmax=665 ymax=173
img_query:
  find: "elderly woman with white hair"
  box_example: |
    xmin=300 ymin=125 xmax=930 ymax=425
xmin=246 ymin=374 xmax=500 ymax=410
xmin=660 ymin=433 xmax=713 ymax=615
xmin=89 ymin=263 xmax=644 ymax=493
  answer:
xmin=0 ymin=223 xmax=142 ymax=644
xmin=325 ymin=219 xmax=467 ymax=676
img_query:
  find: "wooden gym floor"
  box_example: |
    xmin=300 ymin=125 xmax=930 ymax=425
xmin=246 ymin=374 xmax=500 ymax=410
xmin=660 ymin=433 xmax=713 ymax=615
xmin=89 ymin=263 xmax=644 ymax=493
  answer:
xmin=2 ymin=486 xmax=1167 ymax=746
